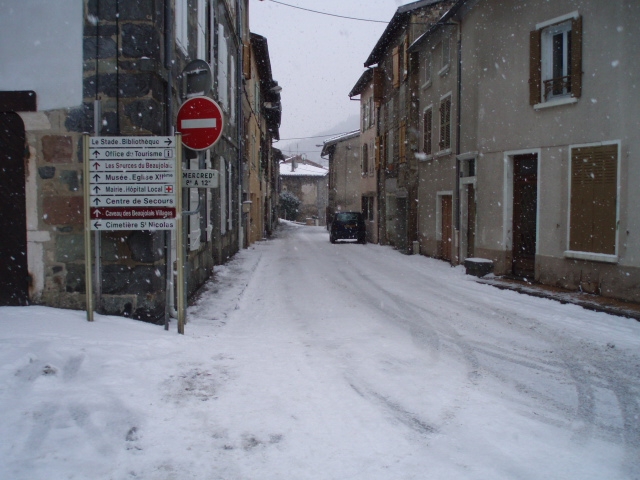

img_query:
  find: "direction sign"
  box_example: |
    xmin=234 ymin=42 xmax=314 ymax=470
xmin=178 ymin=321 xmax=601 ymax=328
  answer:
xmin=176 ymin=96 xmax=224 ymax=151
xmin=182 ymin=169 xmax=219 ymax=188
xmin=88 ymin=136 xmax=177 ymax=231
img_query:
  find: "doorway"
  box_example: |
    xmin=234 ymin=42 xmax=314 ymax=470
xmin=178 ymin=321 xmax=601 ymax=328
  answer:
xmin=441 ymin=194 xmax=453 ymax=261
xmin=512 ymin=154 xmax=538 ymax=278
xmin=466 ymin=183 xmax=476 ymax=259
xmin=0 ymin=112 xmax=29 ymax=305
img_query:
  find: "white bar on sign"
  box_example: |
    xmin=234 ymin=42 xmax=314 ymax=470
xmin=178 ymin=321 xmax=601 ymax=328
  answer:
xmin=182 ymin=118 xmax=217 ymax=129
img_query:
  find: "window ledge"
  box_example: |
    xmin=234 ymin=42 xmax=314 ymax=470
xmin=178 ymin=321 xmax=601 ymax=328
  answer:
xmin=564 ymin=250 xmax=618 ymax=264
xmin=534 ymin=96 xmax=578 ymax=110
xmin=421 ymin=80 xmax=432 ymax=90
xmin=434 ymin=149 xmax=452 ymax=158
xmin=438 ymin=64 xmax=450 ymax=77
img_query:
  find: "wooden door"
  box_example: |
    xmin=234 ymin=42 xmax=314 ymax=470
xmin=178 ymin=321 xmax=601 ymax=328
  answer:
xmin=0 ymin=112 xmax=29 ymax=305
xmin=512 ymin=154 xmax=538 ymax=278
xmin=441 ymin=195 xmax=452 ymax=261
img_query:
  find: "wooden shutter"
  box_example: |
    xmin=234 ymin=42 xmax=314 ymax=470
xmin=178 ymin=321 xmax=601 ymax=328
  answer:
xmin=439 ymin=98 xmax=451 ymax=150
xmin=392 ymin=46 xmax=400 ymax=88
xmin=571 ymin=16 xmax=583 ymax=98
xmin=399 ymin=121 xmax=406 ymax=163
xmin=243 ymin=43 xmax=251 ymax=80
xmin=570 ymin=145 xmax=617 ymax=254
xmin=529 ymin=29 xmax=542 ymax=105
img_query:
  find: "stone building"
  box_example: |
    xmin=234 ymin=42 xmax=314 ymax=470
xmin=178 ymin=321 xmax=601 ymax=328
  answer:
xmin=279 ymin=156 xmax=328 ymax=225
xmin=321 ymin=131 xmax=361 ymax=226
xmin=0 ymin=0 xmax=262 ymax=320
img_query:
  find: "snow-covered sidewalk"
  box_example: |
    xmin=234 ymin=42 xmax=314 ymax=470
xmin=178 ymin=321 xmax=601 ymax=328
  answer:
xmin=1 ymin=222 xmax=639 ymax=479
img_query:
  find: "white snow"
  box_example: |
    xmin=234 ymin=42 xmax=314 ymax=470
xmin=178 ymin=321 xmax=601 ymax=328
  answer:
xmin=279 ymin=162 xmax=328 ymax=177
xmin=1 ymin=221 xmax=639 ymax=479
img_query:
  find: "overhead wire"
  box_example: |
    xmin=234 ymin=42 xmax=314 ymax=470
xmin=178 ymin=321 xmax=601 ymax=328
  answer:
xmin=265 ymin=0 xmax=389 ymax=24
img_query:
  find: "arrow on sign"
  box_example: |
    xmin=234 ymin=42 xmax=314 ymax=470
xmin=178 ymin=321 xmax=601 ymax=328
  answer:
xmin=93 ymin=162 xmax=100 ymax=170
xmin=93 ymin=198 xmax=102 ymax=205
xmin=165 ymin=138 xmax=173 ymax=146
xmin=94 ymin=209 xmax=103 ymax=217
xmin=93 ymin=174 xmax=101 ymax=182
xmin=92 ymin=150 xmax=100 ymax=158
xmin=93 ymin=185 xmax=101 ymax=194
xmin=93 ymin=222 xmax=102 ymax=229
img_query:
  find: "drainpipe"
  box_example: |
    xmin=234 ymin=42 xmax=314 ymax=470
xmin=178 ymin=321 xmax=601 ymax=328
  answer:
xmin=164 ymin=0 xmax=175 ymax=327
xmin=236 ymin=0 xmax=244 ymax=250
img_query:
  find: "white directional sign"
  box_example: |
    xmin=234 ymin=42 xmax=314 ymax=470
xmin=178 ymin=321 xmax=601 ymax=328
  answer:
xmin=182 ymin=169 xmax=219 ymax=188
xmin=88 ymin=136 xmax=177 ymax=230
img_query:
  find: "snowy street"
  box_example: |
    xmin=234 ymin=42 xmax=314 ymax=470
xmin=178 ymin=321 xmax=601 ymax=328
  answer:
xmin=2 ymin=221 xmax=640 ymax=479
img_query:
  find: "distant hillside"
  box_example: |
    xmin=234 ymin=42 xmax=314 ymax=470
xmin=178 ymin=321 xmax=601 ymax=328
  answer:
xmin=278 ymin=115 xmax=359 ymax=167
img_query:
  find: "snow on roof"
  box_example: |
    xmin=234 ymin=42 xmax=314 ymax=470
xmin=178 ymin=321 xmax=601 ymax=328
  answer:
xmin=280 ymin=162 xmax=328 ymax=177
xmin=322 ymin=129 xmax=360 ymax=146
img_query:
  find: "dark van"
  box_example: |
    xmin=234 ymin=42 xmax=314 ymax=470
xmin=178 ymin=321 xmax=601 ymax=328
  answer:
xmin=330 ymin=212 xmax=367 ymax=244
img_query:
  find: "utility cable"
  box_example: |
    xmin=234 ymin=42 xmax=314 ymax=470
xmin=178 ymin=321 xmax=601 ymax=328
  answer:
xmin=265 ymin=0 xmax=389 ymax=24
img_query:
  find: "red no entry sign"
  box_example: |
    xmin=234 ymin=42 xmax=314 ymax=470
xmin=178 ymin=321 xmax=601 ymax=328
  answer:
xmin=176 ymin=96 xmax=224 ymax=151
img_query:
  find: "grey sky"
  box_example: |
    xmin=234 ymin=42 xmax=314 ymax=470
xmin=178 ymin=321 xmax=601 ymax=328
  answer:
xmin=249 ymin=0 xmax=414 ymax=145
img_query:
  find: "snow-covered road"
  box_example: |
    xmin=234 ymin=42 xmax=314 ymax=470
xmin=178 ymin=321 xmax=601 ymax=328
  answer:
xmin=2 ymin=221 xmax=639 ymax=479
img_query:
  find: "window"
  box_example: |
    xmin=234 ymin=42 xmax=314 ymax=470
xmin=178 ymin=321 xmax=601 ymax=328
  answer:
xmin=362 ymin=143 xmax=369 ymax=175
xmin=370 ymin=142 xmax=375 ymax=174
xmin=441 ymin=35 xmax=450 ymax=71
xmin=217 ymin=25 xmax=229 ymax=111
xmin=568 ymin=143 xmax=618 ymax=256
xmin=423 ymin=107 xmax=432 ymax=156
xmin=387 ymin=130 xmax=394 ymax=166
xmin=530 ymin=13 xmax=582 ymax=106
xmin=392 ymin=46 xmax=400 ymax=88
xmin=197 ymin=0 xmax=207 ymax=59
xmin=208 ymin=2 xmax=215 ymax=69
xmin=219 ymin=157 xmax=227 ymax=235
xmin=175 ymin=0 xmax=188 ymax=54
xmin=439 ymin=96 xmax=451 ymax=151
xmin=423 ymin=52 xmax=432 ymax=87
xmin=368 ymin=97 xmax=375 ymax=128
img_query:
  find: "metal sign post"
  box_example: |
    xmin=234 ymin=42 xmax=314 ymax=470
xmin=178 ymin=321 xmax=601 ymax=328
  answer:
xmin=176 ymin=134 xmax=185 ymax=334
xmin=83 ymin=134 xmax=94 ymax=322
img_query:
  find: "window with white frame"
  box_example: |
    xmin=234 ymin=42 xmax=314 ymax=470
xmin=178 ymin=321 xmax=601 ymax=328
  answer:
xmin=197 ymin=0 xmax=207 ymax=60
xmin=439 ymin=95 xmax=451 ymax=151
xmin=208 ymin=0 xmax=215 ymax=68
xmin=229 ymin=54 xmax=236 ymax=121
xmin=568 ymin=143 xmax=618 ymax=257
xmin=424 ymin=51 xmax=432 ymax=87
xmin=530 ymin=13 xmax=582 ymax=106
xmin=217 ymin=24 xmax=229 ymax=111
xmin=175 ymin=0 xmax=188 ymax=54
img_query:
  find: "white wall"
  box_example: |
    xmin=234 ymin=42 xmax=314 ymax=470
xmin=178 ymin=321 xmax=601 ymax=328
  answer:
xmin=0 ymin=0 xmax=83 ymax=110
